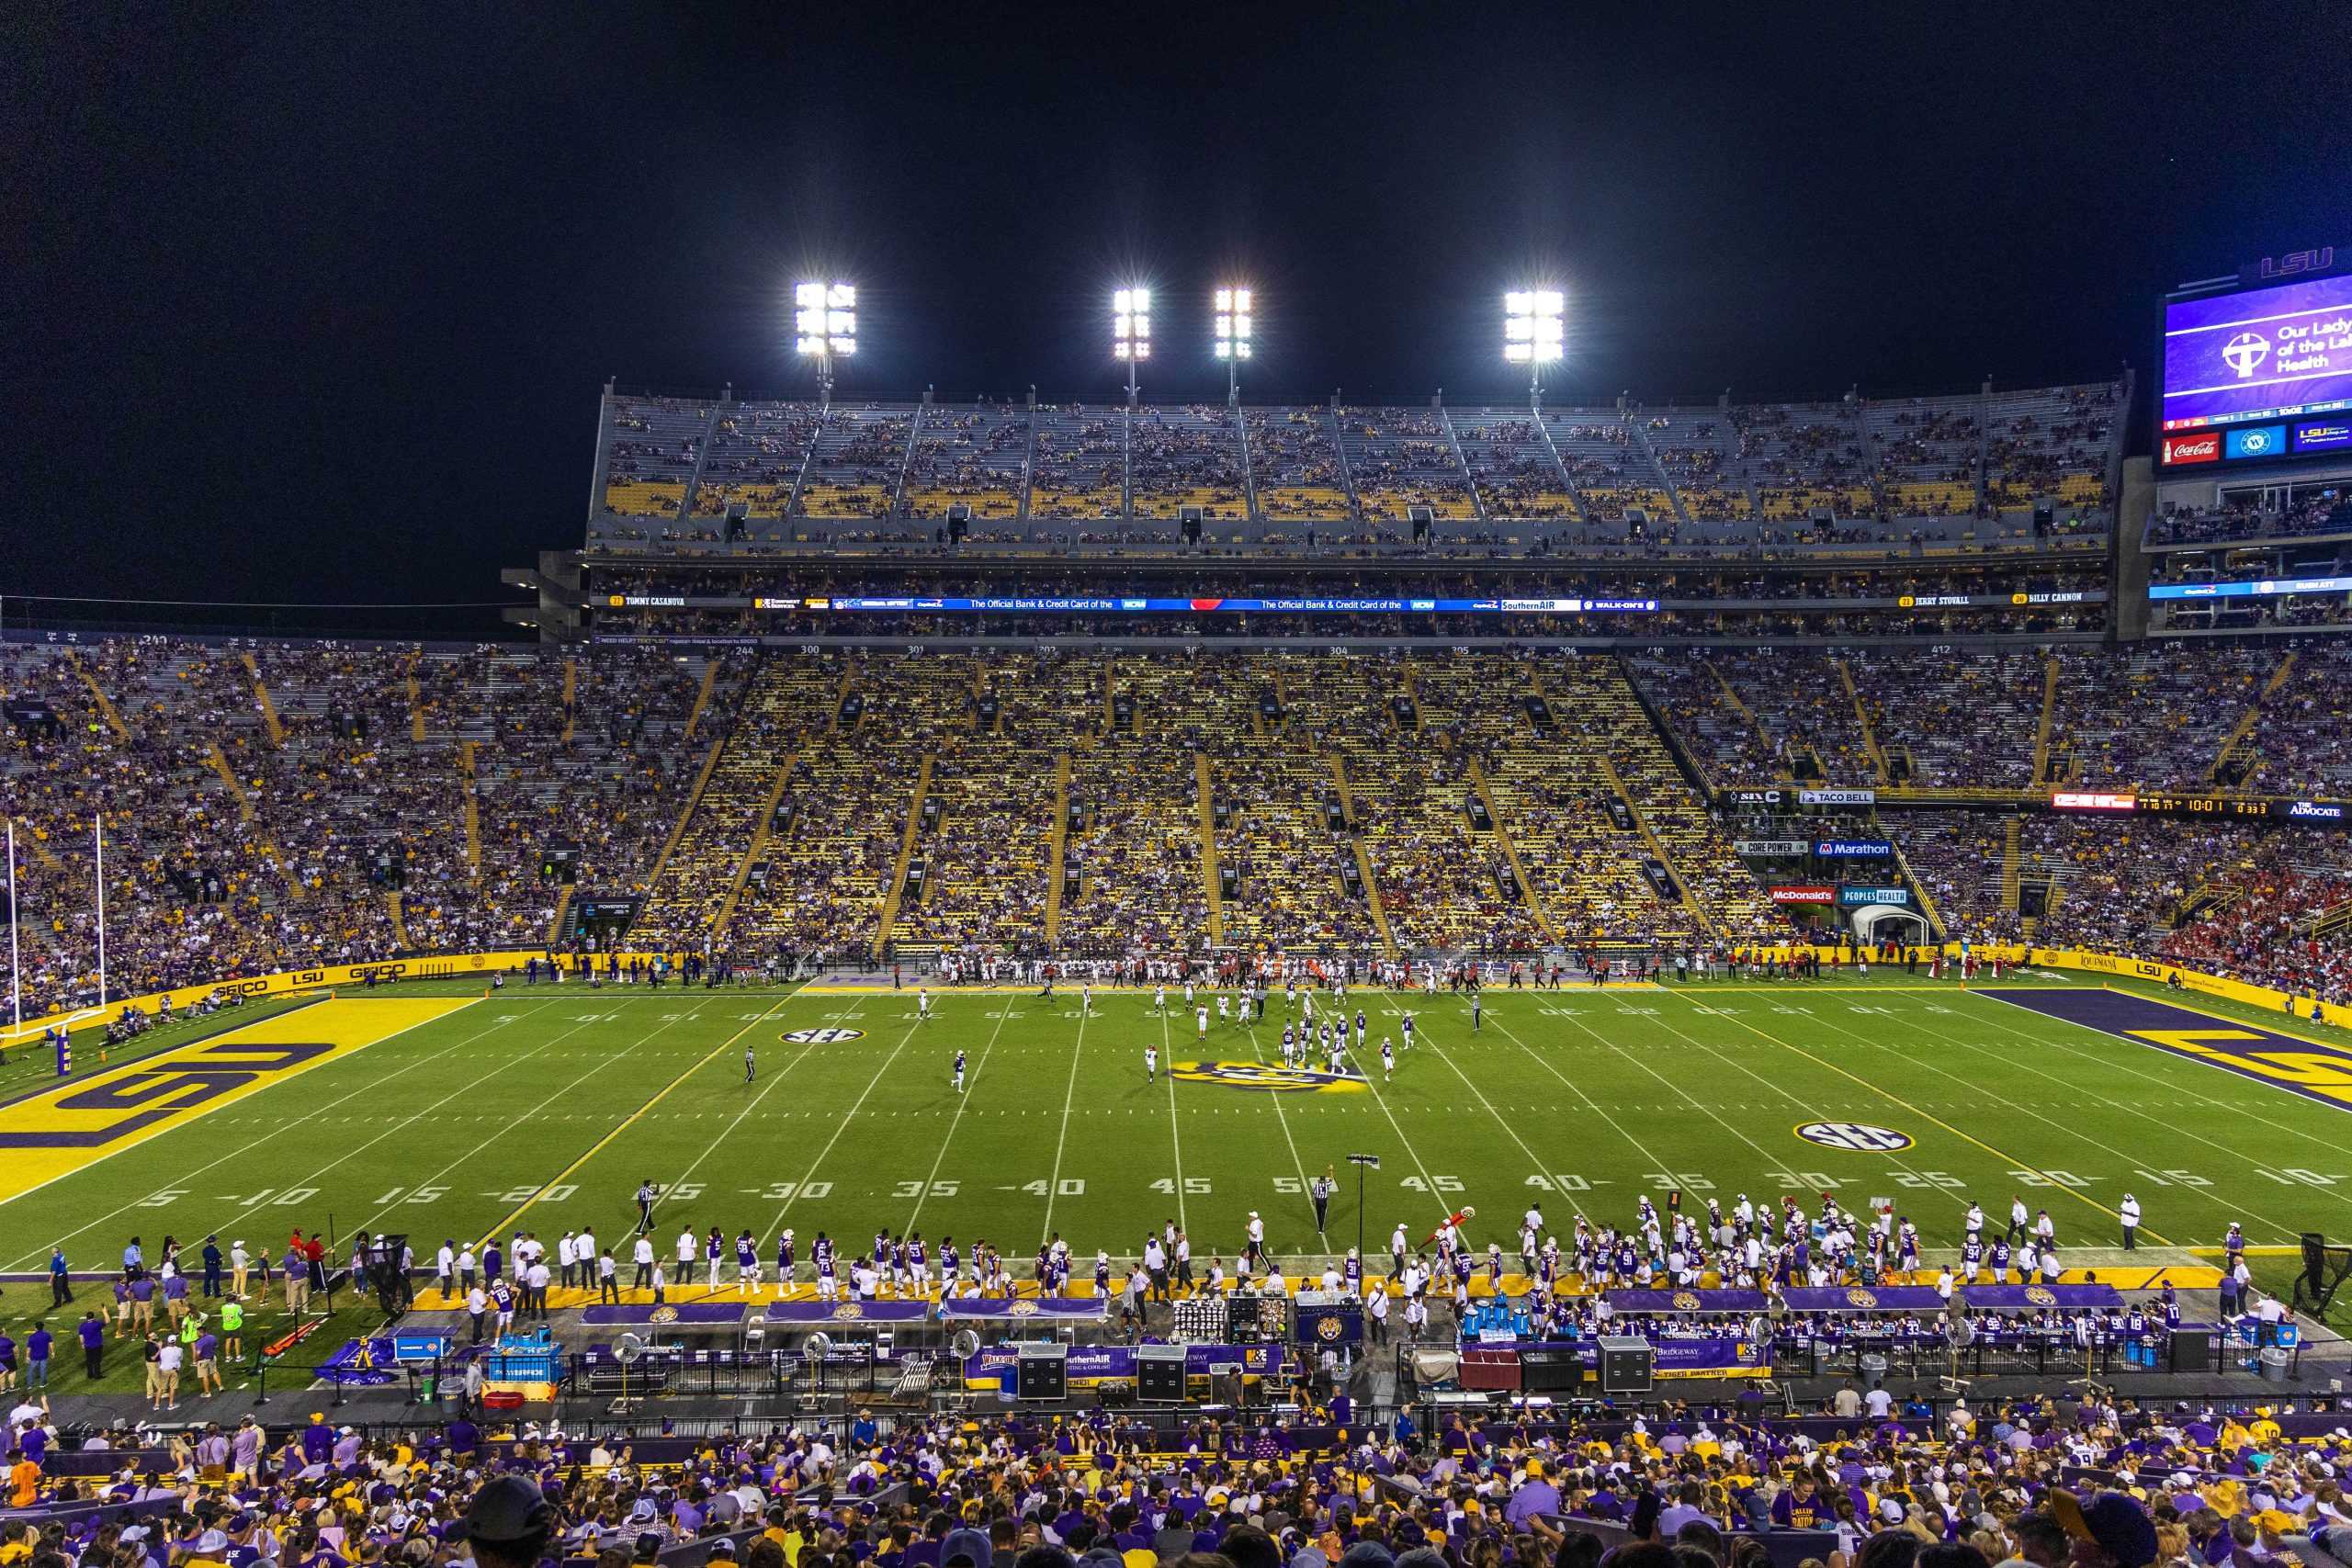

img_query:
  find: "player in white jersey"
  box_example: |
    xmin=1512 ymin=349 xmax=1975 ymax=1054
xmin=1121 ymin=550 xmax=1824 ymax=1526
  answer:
xmin=1183 ymin=979 xmax=1195 ymax=1006
xmin=1302 ymin=991 xmax=1315 ymax=1025
xmin=1080 ymin=981 xmax=1092 ymax=1015
xmin=1154 ymin=984 xmax=1167 ymax=1013
xmin=1195 ymin=1004 xmax=1208 ymax=1040
xmin=1144 ymin=1043 xmax=1159 ymax=1082
xmin=1380 ymin=1037 xmax=1395 ymax=1080
xmin=1217 ymin=992 xmax=1230 ymax=1023
xmin=918 ymin=987 xmax=931 ymax=1020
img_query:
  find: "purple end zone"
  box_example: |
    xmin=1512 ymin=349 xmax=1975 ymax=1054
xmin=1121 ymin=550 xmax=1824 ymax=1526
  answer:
xmin=1975 ymin=987 xmax=2352 ymax=1113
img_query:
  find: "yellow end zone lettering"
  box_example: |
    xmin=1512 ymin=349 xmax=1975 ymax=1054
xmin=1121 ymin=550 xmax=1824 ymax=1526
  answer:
xmin=0 ymin=998 xmax=473 ymax=1205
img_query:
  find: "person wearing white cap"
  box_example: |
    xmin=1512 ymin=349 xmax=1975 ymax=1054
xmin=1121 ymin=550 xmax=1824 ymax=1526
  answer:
xmin=2120 ymin=1192 xmax=2142 ymax=1251
xmin=1244 ymin=1211 xmax=1265 ymax=1271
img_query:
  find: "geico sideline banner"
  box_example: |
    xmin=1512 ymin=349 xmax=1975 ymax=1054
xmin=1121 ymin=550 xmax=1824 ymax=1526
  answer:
xmin=7 ymin=949 xmax=686 ymax=1042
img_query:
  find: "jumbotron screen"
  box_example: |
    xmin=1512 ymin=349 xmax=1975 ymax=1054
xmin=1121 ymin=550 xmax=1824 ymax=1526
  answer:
xmin=2159 ymin=266 xmax=2352 ymax=468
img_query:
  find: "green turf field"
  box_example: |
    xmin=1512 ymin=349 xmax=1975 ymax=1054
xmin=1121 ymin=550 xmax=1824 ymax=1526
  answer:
xmin=4 ymin=970 xmax=2349 ymax=1350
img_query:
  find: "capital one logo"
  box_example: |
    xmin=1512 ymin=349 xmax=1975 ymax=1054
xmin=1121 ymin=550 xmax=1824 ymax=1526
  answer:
xmin=2222 ymin=333 xmax=2270 ymax=379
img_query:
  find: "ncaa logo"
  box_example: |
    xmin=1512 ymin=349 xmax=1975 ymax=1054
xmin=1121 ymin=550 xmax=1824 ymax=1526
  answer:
xmin=783 ymin=1027 xmax=865 ymax=1043
xmin=1794 ymin=1121 xmax=1914 ymax=1153
xmin=2222 ymin=333 xmax=2270 ymax=379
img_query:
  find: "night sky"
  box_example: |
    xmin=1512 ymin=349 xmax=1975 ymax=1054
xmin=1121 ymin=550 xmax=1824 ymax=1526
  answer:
xmin=13 ymin=4 xmax=2347 ymax=617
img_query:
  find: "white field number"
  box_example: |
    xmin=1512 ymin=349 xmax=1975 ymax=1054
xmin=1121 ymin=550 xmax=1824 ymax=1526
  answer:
xmin=757 ymin=1181 xmax=833 ymax=1201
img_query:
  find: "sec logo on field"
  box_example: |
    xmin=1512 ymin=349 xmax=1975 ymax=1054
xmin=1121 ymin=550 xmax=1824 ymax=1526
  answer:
xmin=783 ymin=1028 xmax=865 ymax=1043
xmin=1794 ymin=1121 xmax=1914 ymax=1153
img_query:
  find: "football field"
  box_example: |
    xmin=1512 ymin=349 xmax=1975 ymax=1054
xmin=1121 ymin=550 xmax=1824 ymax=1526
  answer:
xmin=3 ymin=973 xmax=2349 ymax=1313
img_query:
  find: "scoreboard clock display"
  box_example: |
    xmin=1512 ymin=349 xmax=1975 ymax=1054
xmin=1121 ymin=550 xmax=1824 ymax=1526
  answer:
xmin=2134 ymin=794 xmax=2274 ymax=818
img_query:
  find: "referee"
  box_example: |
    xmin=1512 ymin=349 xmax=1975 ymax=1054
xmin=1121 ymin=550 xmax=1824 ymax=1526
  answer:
xmin=1310 ymin=1166 xmax=1336 ymax=1235
xmin=635 ymin=1179 xmax=660 ymax=1235
xmin=1471 ymin=988 xmax=1482 ymax=1032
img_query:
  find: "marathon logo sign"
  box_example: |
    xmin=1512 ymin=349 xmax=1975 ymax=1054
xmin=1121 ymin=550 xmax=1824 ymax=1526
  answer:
xmin=1770 ymin=885 xmax=1837 ymax=904
xmin=1814 ymin=839 xmax=1893 ymax=858
xmin=1981 ymin=988 xmax=2352 ymax=1113
xmin=1798 ymin=788 xmax=1876 ymax=806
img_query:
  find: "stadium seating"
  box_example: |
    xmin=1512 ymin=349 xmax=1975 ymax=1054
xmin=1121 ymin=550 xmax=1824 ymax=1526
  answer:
xmin=1547 ymin=411 xmax=1678 ymax=525
xmin=791 ymin=405 xmax=916 ymax=519
xmin=1451 ymin=409 xmax=1577 ymax=519
xmin=1982 ymin=381 xmax=2120 ymax=521
xmin=1863 ymin=394 xmax=1980 ymax=518
xmin=1731 ymin=400 xmax=1872 ymax=521
xmin=1242 ymin=407 xmax=1352 ymax=521
xmin=1643 ymin=410 xmax=1748 ymax=520
xmin=1129 ymin=404 xmax=1247 ymax=519
xmin=601 ymin=394 xmax=711 ymax=518
xmin=900 ymin=403 xmax=1031 ymax=521
xmin=1335 ymin=407 xmax=1477 ymax=521
xmin=692 ymin=400 xmax=820 ymax=526
xmin=1027 ymin=403 xmax=1125 ymax=521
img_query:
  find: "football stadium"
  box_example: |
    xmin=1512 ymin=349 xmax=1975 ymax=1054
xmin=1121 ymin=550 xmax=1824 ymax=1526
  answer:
xmin=10 ymin=9 xmax=2352 ymax=1568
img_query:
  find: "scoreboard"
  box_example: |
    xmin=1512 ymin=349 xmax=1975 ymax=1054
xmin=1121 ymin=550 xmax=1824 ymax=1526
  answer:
xmin=2160 ymin=247 xmax=2352 ymax=471
xmin=2052 ymin=790 xmax=2346 ymax=824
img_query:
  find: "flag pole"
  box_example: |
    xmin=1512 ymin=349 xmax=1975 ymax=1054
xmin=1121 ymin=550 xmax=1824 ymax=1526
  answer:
xmin=6 ymin=819 xmax=19 ymax=1037
xmin=95 ymin=815 xmax=107 ymax=1009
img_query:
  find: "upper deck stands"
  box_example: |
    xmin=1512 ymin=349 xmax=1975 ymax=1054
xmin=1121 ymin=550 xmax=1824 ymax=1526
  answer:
xmin=794 ymin=404 xmax=917 ymax=519
xmin=1129 ymin=403 xmax=1246 ymax=520
xmin=1029 ymin=404 xmax=1125 ymax=522
xmin=694 ymin=400 xmax=820 ymax=525
xmin=602 ymin=395 xmax=714 ymax=518
xmin=1864 ymin=395 xmax=1981 ymax=519
xmin=1244 ymin=407 xmax=1351 ymax=521
xmin=1337 ymin=407 xmax=1477 ymax=521
xmin=1452 ymin=409 xmax=1575 ymax=519
xmin=1546 ymin=410 xmax=1676 ymax=524
xmin=1733 ymin=401 xmax=1872 ymax=521
xmin=902 ymin=403 xmax=1031 ymax=522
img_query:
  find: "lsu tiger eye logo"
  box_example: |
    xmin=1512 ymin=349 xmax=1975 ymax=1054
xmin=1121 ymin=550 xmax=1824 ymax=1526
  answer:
xmin=1170 ymin=1061 xmax=1366 ymax=1093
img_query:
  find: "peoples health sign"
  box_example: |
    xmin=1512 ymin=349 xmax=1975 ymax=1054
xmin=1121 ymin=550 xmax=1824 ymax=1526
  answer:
xmin=1838 ymin=886 xmax=1910 ymax=907
xmin=2163 ymin=271 xmax=2352 ymax=432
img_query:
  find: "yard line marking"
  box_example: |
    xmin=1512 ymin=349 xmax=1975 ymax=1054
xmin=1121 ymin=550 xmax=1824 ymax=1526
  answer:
xmin=759 ymin=1007 xmax=930 ymax=1251
xmin=656 ymin=1014 xmax=831 ymax=1204
xmin=1410 ymin=1017 xmax=1597 ymax=1226
xmin=1038 ymin=998 xmax=1092 ymax=1245
xmin=1157 ymin=1000 xmax=1189 ymax=1235
xmin=4 ymin=996 xmax=499 ymax=1270
xmin=1500 ymin=1005 xmax=1818 ymax=1201
xmin=240 ymin=1003 xmax=618 ymax=1241
xmin=903 ymin=993 xmax=1020 ymax=1235
xmin=1238 ymin=1012 xmax=1317 ymax=1240
xmin=483 ymin=993 xmax=800 ymax=1246
xmin=1655 ymin=988 xmax=2136 ymax=1236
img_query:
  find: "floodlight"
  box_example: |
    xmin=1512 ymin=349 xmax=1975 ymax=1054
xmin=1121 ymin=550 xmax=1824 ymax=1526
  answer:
xmin=1504 ymin=344 xmax=1532 ymax=362
xmin=1114 ymin=288 xmax=1135 ymax=312
xmin=795 ymin=282 xmax=824 ymax=308
xmin=1505 ymin=286 xmax=1565 ymax=393
xmin=1215 ymin=341 xmax=1232 ymax=359
xmin=1216 ymin=288 xmax=1234 ymax=310
xmin=828 ymin=284 xmax=855 ymax=308
xmin=1233 ymin=288 xmax=1251 ymax=312
xmin=797 ymin=308 xmax=824 ymax=333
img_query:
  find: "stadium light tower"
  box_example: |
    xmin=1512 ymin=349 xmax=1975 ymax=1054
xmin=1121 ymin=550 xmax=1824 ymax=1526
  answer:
xmin=1113 ymin=286 xmax=1150 ymax=404
xmin=1504 ymin=288 xmax=1565 ymax=408
xmin=795 ymin=280 xmax=857 ymax=405
xmin=1214 ymin=286 xmax=1253 ymax=404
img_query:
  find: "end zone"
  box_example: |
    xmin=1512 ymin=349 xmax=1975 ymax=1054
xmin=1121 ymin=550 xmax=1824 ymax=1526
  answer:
xmin=1977 ymin=987 xmax=2352 ymax=1111
xmin=0 ymin=997 xmax=475 ymax=1206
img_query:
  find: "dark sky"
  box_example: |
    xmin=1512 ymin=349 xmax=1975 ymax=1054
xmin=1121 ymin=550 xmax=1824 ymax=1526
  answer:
xmin=10 ymin=3 xmax=2347 ymax=614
